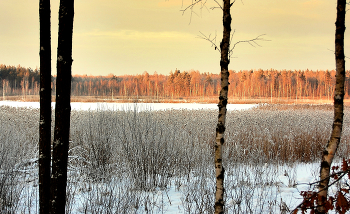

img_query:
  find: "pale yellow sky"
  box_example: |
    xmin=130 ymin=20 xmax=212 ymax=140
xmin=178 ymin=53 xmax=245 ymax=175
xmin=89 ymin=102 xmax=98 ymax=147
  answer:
xmin=0 ymin=0 xmax=349 ymax=76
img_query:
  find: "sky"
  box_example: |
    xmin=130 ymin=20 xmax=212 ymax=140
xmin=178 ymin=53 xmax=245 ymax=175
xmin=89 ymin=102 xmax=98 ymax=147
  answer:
xmin=0 ymin=0 xmax=349 ymax=76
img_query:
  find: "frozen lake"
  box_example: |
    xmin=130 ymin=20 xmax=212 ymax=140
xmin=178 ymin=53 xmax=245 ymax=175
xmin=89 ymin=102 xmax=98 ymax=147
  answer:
xmin=0 ymin=101 xmax=257 ymax=111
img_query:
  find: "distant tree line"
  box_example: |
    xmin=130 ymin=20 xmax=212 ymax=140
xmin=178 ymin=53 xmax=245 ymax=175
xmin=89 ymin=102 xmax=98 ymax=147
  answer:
xmin=69 ymin=69 xmax=350 ymax=101
xmin=0 ymin=64 xmax=41 ymax=97
xmin=2 ymin=64 xmax=350 ymax=100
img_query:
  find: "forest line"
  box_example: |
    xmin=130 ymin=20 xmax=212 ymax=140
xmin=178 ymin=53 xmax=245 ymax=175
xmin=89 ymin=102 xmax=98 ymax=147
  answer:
xmin=1 ymin=64 xmax=350 ymax=101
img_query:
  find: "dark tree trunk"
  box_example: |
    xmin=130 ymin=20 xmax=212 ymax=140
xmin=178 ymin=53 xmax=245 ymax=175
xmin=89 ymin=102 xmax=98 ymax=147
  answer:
xmin=50 ymin=0 xmax=74 ymax=213
xmin=215 ymin=1 xmax=231 ymax=213
xmin=317 ymin=0 xmax=346 ymax=213
xmin=39 ymin=0 xmax=51 ymax=213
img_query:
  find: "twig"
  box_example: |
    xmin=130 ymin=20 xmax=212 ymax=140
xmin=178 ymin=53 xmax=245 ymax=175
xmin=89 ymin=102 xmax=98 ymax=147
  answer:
xmin=180 ymin=0 xmax=209 ymax=24
xmin=327 ymin=48 xmax=350 ymax=59
xmin=210 ymin=0 xmax=223 ymax=10
xmin=228 ymin=31 xmax=269 ymax=60
xmin=230 ymin=34 xmax=269 ymax=52
xmin=197 ymin=31 xmax=220 ymax=53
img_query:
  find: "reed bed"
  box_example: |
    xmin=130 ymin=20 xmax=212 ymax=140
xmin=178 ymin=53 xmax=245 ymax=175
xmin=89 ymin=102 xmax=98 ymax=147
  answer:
xmin=0 ymin=104 xmax=348 ymax=213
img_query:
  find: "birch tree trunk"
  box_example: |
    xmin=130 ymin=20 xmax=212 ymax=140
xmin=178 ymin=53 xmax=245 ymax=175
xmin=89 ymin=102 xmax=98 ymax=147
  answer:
xmin=215 ymin=0 xmax=231 ymax=213
xmin=50 ymin=0 xmax=74 ymax=213
xmin=317 ymin=0 xmax=346 ymax=213
xmin=39 ymin=0 xmax=51 ymax=213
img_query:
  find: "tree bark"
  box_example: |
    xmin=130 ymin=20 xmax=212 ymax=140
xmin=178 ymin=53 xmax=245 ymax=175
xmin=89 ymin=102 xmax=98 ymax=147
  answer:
xmin=50 ymin=0 xmax=74 ymax=213
xmin=317 ymin=0 xmax=346 ymax=213
xmin=215 ymin=1 xmax=231 ymax=213
xmin=39 ymin=0 xmax=51 ymax=213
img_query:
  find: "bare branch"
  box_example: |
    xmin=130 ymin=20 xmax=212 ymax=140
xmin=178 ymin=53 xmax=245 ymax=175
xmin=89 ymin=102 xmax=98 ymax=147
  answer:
xmin=229 ymin=29 xmax=236 ymax=47
xmin=230 ymin=34 xmax=269 ymax=53
xmin=210 ymin=0 xmax=239 ymax=10
xmin=197 ymin=31 xmax=221 ymax=53
xmin=180 ymin=0 xmax=207 ymax=15
xmin=197 ymin=30 xmax=269 ymax=59
xmin=210 ymin=0 xmax=223 ymax=10
xmin=228 ymin=29 xmax=237 ymax=60
xmin=181 ymin=0 xmax=210 ymax=24
xmin=327 ymin=48 xmax=350 ymax=59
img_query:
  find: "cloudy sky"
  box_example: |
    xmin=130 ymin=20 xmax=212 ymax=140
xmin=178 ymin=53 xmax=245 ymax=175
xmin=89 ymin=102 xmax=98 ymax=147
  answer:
xmin=0 ymin=0 xmax=349 ymax=76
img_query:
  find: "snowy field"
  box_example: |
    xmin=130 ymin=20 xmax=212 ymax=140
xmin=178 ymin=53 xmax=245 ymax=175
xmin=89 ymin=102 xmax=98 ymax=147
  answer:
xmin=0 ymin=101 xmax=348 ymax=213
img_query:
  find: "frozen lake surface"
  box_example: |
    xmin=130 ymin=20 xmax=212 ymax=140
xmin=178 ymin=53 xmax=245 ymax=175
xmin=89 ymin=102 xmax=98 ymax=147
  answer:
xmin=0 ymin=101 xmax=257 ymax=111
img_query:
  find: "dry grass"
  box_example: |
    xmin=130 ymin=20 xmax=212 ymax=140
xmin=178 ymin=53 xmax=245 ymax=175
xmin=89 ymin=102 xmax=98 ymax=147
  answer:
xmin=0 ymin=104 xmax=349 ymax=213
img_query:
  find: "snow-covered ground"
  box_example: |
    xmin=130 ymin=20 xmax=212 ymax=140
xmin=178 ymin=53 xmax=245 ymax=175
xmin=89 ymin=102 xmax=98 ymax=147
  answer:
xmin=18 ymin=161 xmax=326 ymax=214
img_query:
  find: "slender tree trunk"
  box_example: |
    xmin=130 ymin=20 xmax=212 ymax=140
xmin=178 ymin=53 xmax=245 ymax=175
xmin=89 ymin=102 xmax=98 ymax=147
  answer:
xmin=317 ymin=1 xmax=346 ymax=213
xmin=39 ymin=0 xmax=51 ymax=213
xmin=215 ymin=1 xmax=231 ymax=213
xmin=50 ymin=0 xmax=74 ymax=213
xmin=2 ymin=79 xmax=5 ymax=100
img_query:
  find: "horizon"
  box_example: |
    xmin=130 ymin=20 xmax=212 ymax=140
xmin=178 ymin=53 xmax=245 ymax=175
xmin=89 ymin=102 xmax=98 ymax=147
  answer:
xmin=1 ymin=0 xmax=349 ymax=76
